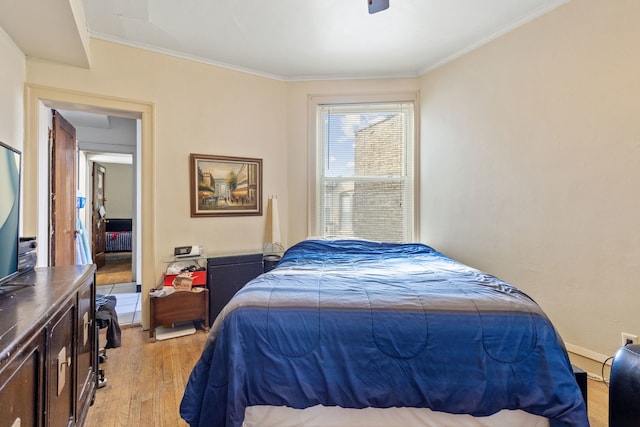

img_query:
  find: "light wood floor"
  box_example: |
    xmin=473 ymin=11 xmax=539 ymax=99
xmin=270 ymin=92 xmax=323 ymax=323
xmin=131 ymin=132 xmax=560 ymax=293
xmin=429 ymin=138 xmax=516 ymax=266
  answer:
xmin=96 ymin=254 xmax=132 ymax=286
xmin=86 ymin=327 xmax=609 ymax=426
xmin=86 ymin=326 xmax=204 ymax=427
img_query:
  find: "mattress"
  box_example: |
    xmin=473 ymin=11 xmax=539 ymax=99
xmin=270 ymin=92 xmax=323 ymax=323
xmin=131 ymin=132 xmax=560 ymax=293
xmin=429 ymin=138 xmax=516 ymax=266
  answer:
xmin=180 ymin=239 xmax=588 ymax=427
xmin=242 ymin=405 xmax=550 ymax=427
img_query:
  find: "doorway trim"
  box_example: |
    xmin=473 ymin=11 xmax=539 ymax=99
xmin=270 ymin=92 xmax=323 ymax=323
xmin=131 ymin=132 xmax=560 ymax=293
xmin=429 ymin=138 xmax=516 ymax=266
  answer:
xmin=25 ymin=84 xmax=155 ymax=329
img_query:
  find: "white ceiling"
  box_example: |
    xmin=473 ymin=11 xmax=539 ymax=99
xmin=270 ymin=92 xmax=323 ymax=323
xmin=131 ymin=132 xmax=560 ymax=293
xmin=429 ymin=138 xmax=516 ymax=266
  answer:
xmin=2 ymin=0 xmax=568 ymax=81
xmin=57 ymin=109 xmax=112 ymax=129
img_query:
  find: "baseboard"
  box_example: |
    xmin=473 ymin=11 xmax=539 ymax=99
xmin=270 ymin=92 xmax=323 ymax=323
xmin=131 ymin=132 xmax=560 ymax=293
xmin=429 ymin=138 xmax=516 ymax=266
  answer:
xmin=566 ymin=342 xmax=613 ymax=380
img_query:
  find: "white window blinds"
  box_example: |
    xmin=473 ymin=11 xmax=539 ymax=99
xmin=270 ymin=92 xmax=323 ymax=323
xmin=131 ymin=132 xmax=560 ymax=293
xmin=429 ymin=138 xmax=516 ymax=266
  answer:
xmin=314 ymin=101 xmax=416 ymax=242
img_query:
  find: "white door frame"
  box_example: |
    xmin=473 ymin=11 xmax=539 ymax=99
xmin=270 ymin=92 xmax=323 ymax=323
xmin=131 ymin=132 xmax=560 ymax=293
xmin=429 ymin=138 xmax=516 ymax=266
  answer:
xmin=24 ymin=84 xmax=155 ymax=328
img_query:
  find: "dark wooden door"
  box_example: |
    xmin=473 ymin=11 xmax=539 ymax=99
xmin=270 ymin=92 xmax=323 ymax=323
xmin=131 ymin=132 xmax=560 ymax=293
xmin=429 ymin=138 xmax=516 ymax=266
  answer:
xmin=50 ymin=110 xmax=77 ymax=266
xmin=92 ymin=163 xmax=107 ymax=269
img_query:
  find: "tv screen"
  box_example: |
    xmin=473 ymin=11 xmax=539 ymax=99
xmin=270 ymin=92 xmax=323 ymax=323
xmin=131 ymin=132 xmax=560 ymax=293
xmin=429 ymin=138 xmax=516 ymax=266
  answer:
xmin=0 ymin=141 xmax=21 ymax=286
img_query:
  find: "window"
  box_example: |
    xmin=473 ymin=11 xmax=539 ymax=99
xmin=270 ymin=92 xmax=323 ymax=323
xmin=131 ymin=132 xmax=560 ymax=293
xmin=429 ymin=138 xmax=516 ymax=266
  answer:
xmin=311 ymin=98 xmax=417 ymax=243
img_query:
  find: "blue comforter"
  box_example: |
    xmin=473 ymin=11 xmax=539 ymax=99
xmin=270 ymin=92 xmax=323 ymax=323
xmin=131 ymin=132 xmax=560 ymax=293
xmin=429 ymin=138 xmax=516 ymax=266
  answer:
xmin=181 ymin=239 xmax=588 ymax=427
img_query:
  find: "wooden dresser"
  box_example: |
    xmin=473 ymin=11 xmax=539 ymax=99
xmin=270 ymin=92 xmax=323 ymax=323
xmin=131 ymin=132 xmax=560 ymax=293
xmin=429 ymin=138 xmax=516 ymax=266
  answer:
xmin=0 ymin=265 xmax=97 ymax=427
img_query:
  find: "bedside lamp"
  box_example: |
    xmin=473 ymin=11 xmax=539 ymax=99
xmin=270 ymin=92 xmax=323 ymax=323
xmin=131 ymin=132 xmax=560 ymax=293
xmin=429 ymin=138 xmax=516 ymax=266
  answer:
xmin=263 ymin=196 xmax=283 ymax=272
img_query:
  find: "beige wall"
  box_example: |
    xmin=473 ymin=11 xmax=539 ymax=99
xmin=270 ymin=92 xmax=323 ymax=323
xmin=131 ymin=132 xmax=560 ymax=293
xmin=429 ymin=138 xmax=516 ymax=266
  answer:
xmin=24 ymin=39 xmax=289 ymax=327
xmin=419 ymin=0 xmax=640 ymax=362
xmin=103 ymin=162 xmax=133 ymax=219
xmin=0 ymin=27 xmax=25 ymax=152
xmin=26 ymin=39 xmax=288 ymax=253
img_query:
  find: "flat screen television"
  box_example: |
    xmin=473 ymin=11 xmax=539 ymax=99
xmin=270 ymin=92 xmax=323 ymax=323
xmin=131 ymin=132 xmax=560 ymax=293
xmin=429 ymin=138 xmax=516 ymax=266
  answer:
xmin=0 ymin=141 xmax=21 ymax=287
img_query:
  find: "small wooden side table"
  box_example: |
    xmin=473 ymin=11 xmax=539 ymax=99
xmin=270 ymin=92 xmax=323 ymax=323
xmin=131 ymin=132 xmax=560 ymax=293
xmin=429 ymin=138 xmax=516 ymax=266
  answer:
xmin=149 ymin=288 xmax=209 ymax=342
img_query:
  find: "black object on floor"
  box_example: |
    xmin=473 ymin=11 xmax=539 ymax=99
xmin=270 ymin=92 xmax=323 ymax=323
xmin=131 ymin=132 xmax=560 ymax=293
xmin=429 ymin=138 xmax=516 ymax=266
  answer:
xmin=96 ymin=294 xmax=122 ymax=349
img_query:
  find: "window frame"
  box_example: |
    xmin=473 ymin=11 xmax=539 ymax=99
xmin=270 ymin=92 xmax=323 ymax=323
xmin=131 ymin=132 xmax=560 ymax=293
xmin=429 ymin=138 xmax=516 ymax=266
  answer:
xmin=308 ymin=93 xmax=420 ymax=242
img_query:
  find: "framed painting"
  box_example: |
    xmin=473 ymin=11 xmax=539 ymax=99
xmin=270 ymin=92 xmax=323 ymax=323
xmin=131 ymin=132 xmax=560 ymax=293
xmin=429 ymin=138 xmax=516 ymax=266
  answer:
xmin=190 ymin=154 xmax=263 ymax=217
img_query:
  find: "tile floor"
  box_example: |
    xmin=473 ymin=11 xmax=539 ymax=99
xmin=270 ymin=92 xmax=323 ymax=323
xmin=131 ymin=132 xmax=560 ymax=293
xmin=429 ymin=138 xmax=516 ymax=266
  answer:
xmin=96 ymin=282 xmax=141 ymax=325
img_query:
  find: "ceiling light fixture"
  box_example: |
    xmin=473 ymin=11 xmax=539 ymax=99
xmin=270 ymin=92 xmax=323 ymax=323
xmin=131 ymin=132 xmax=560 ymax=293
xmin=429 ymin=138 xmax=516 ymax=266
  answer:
xmin=368 ymin=0 xmax=389 ymax=14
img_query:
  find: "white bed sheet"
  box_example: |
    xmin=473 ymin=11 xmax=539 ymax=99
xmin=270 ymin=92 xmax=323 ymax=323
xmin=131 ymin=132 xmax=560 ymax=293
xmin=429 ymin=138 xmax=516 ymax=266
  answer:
xmin=243 ymin=405 xmax=550 ymax=427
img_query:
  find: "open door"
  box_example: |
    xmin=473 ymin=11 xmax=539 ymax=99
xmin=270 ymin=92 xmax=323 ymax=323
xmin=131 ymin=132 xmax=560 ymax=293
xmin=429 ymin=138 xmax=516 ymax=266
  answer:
xmin=92 ymin=162 xmax=107 ymax=269
xmin=50 ymin=110 xmax=77 ymax=266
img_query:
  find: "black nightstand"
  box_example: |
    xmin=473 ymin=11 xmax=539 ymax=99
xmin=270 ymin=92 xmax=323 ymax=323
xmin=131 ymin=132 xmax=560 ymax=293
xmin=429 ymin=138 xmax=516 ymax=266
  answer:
xmin=206 ymin=253 xmax=264 ymax=325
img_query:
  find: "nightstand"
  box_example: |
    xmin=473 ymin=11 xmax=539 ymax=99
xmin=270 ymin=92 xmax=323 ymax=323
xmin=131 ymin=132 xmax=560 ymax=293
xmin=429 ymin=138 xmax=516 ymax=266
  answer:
xmin=149 ymin=288 xmax=209 ymax=342
xmin=206 ymin=253 xmax=264 ymax=326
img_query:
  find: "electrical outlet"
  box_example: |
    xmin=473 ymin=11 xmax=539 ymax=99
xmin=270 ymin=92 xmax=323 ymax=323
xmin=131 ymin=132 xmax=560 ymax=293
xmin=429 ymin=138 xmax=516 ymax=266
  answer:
xmin=621 ymin=332 xmax=638 ymax=347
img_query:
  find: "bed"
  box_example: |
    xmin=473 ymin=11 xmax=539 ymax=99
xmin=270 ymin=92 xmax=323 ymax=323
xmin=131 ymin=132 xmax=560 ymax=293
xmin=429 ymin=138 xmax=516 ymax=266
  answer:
xmin=180 ymin=239 xmax=588 ymax=427
xmin=105 ymin=218 xmax=132 ymax=252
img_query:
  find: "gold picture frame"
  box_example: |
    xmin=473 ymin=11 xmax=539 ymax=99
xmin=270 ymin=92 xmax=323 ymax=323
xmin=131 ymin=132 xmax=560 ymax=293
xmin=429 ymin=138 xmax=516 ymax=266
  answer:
xmin=190 ymin=154 xmax=262 ymax=217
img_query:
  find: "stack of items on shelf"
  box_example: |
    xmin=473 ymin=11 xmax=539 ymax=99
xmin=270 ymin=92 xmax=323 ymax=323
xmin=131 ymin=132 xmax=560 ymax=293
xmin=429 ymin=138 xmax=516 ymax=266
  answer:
xmin=163 ymin=260 xmax=206 ymax=288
